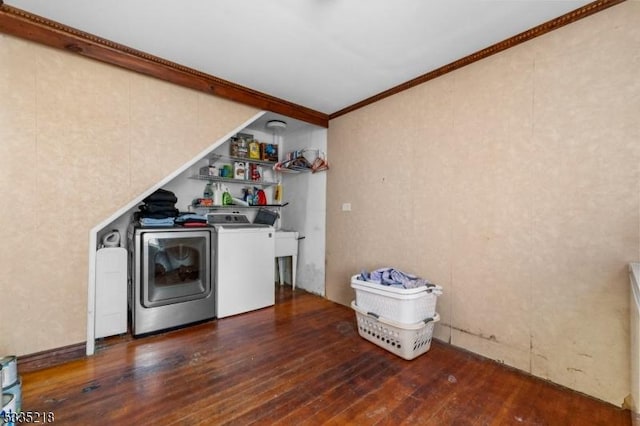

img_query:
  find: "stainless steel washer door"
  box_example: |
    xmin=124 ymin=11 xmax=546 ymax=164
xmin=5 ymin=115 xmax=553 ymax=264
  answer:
xmin=141 ymin=230 xmax=212 ymax=308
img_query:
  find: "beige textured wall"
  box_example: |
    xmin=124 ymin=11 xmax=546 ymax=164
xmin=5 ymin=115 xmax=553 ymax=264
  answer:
xmin=0 ymin=34 xmax=259 ymax=356
xmin=327 ymin=2 xmax=640 ymax=405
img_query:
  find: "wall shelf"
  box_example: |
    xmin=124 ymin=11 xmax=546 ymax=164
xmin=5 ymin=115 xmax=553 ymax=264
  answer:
xmin=191 ymin=204 xmax=285 ymax=210
xmin=209 ymin=154 xmax=278 ymax=168
xmin=189 ymin=174 xmax=277 ymax=187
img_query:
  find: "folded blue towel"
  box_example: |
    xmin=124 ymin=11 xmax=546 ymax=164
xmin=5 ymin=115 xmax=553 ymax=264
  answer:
xmin=140 ymin=217 xmax=175 ymax=227
xmin=175 ymin=213 xmax=207 ymax=223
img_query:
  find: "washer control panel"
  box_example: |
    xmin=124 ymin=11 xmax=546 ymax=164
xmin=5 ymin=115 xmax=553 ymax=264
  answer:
xmin=207 ymin=213 xmax=251 ymax=225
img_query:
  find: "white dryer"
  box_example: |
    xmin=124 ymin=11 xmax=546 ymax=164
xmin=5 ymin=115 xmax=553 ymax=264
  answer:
xmin=209 ymin=213 xmax=275 ymax=318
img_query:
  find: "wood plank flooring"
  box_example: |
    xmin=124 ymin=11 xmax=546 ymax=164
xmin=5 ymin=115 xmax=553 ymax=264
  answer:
xmin=20 ymin=287 xmax=630 ymax=425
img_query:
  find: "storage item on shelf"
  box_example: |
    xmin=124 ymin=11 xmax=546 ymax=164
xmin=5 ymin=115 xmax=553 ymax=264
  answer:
xmin=351 ymin=301 xmax=439 ymax=360
xmin=260 ymin=142 xmax=279 ymax=162
xmin=248 ymin=139 xmax=260 ymax=159
xmin=256 ymin=189 xmax=267 ymax=205
xmin=248 ymin=163 xmax=262 ymax=181
xmin=203 ymin=182 xmax=213 ymax=198
xmin=230 ymin=136 xmax=249 ymax=158
xmin=240 ymin=187 xmax=267 ymax=206
xmin=351 ymin=275 xmax=442 ymax=324
xmin=222 ymin=189 xmax=233 ymax=205
xmin=213 ymin=183 xmax=223 ymax=206
xmin=199 ymin=164 xmax=218 ymax=176
xmin=233 ymin=161 xmax=246 ymax=180
xmin=194 ymin=197 xmax=213 ymax=207
xmin=243 ymin=187 xmax=254 ymax=205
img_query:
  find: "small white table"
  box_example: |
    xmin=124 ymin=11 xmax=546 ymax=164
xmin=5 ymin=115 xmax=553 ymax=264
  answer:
xmin=275 ymin=230 xmax=299 ymax=289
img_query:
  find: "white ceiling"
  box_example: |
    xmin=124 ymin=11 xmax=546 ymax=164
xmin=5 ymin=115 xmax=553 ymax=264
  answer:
xmin=7 ymin=0 xmax=592 ymax=115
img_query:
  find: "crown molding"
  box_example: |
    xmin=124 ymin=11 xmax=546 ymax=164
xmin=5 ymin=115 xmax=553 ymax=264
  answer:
xmin=0 ymin=1 xmax=624 ymax=126
xmin=0 ymin=3 xmax=329 ymax=128
xmin=329 ymin=0 xmax=626 ymax=120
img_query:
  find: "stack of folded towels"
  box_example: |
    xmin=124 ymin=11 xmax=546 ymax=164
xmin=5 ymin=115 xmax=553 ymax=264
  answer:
xmin=175 ymin=213 xmax=208 ymax=227
xmin=136 ymin=189 xmax=179 ymax=227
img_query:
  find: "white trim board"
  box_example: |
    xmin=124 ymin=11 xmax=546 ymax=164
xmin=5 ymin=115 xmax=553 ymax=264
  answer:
xmin=85 ymin=111 xmax=266 ymax=355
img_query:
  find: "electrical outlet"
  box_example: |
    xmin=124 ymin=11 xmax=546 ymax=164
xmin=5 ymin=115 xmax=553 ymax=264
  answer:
xmin=342 ymin=203 xmax=352 ymax=212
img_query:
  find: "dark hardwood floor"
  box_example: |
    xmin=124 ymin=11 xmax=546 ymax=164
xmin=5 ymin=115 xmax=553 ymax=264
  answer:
xmin=20 ymin=287 xmax=629 ymax=425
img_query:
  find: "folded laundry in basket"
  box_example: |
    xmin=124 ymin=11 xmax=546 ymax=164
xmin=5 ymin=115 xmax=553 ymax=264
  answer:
xmin=358 ymin=267 xmax=433 ymax=289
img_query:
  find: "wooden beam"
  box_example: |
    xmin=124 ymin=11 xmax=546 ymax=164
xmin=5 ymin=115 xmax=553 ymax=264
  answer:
xmin=0 ymin=3 xmax=329 ymax=128
xmin=329 ymin=0 xmax=627 ymax=120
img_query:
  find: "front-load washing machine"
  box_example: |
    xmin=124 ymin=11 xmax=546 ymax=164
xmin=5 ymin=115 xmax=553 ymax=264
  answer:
xmin=128 ymin=224 xmax=216 ymax=335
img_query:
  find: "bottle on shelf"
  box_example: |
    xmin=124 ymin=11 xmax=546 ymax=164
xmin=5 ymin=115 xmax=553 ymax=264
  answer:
xmin=234 ymin=161 xmax=246 ymax=180
xmin=222 ymin=186 xmax=232 ymax=206
xmin=243 ymin=188 xmax=254 ymax=206
xmin=248 ymin=139 xmax=260 ymax=160
xmin=213 ymin=183 xmax=224 ymax=206
xmin=203 ymin=182 xmax=213 ymax=198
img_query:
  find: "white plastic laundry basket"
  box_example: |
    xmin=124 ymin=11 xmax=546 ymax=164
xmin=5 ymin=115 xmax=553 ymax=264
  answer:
xmin=351 ymin=275 xmax=442 ymax=324
xmin=352 ymin=301 xmax=439 ymax=360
